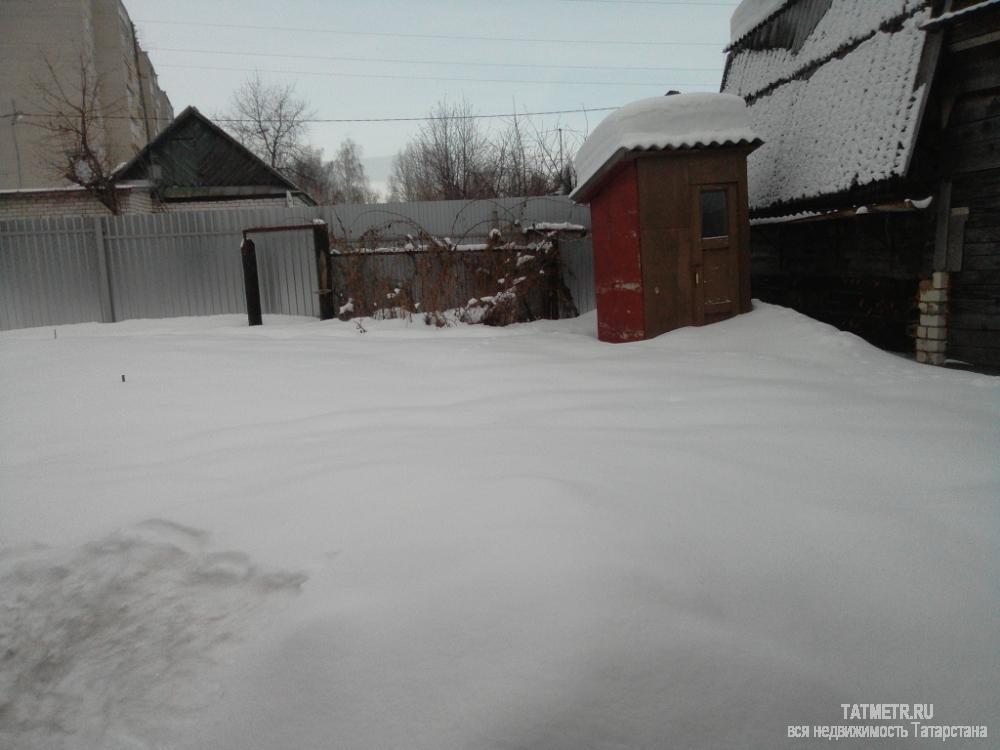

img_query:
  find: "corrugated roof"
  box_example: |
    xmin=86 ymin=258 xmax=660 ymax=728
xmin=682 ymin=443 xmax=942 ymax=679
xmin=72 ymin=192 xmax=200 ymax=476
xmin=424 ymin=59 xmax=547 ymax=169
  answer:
xmin=722 ymin=0 xmax=933 ymax=213
xmin=729 ymin=0 xmax=792 ymax=48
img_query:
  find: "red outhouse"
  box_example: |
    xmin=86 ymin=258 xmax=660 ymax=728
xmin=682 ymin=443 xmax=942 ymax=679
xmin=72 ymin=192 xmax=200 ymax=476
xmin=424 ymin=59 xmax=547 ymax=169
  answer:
xmin=570 ymin=93 xmax=762 ymax=343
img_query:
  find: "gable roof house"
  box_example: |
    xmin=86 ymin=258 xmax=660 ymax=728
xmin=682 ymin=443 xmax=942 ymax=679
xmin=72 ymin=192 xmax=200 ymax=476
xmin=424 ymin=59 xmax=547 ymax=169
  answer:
xmin=722 ymin=0 xmax=1000 ymax=367
xmin=0 ymin=107 xmax=315 ymax=220
xmin=114 ymin=106 xmax=315 ymax=211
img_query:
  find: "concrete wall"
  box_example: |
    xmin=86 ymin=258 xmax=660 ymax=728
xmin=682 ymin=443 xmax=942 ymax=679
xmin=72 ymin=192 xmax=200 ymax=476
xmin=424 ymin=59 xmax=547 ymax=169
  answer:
xmin=0 ymin=0 xmax=171 ymax=190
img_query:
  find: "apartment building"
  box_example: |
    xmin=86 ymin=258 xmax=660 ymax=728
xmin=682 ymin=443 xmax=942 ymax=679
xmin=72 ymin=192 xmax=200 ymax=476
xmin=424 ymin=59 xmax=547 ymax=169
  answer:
xmin=0 ymin=0 xmax=173 ymax=190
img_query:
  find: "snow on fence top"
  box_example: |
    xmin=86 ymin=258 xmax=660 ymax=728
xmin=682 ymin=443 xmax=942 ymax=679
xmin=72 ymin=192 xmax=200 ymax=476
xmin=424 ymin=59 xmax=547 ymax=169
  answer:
xmin=570 ymin=94 xmax=760 ymax=202
xmin=722 ymin=0 xmax=932 ymax=212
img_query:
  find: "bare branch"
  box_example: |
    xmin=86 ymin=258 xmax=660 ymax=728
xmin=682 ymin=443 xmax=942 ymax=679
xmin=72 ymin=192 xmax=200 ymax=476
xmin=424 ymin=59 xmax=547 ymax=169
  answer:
xmin=221 ymin=74 xmax=314 ymax=175
xmin=388 ymin=98 xmax=579 ymax=201
xmin=27 ymin=53 xmax=122 ymax=212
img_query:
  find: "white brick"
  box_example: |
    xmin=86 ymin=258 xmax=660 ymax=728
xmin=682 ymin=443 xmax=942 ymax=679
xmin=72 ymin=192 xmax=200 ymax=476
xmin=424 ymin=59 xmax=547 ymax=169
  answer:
xmin=916 ymin=349 xmax=946 ymax=365
xmin=918 ymin=289 xmax=948 ymax=303
xmin=920 ymin=314 xmax=946 ymax=327
xmin=916 ymin=338 xmax=946 ymax=353
xmin=932 ymin=271 xmax=950 ymax=289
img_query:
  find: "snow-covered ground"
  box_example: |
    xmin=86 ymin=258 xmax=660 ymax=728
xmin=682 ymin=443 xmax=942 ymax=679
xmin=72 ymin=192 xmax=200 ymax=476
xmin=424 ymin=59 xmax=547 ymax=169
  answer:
xmin=1 ymin=305 xmax=997 ymax=749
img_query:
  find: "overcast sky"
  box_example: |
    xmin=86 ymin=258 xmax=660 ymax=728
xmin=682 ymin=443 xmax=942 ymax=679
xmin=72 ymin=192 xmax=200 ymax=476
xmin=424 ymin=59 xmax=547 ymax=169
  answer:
xmin=126 ymin=0 xmax=737 ymax=191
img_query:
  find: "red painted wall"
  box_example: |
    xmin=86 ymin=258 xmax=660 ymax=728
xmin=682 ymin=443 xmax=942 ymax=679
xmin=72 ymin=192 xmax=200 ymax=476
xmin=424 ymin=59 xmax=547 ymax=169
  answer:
xmin=590 ymin=161 xmax=645 ymax=342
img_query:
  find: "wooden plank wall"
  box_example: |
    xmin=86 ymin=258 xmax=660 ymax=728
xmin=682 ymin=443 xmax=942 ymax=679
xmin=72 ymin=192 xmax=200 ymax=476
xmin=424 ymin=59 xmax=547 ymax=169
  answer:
xmin=949 ymin=158 xmax=1000 ymax=367
xmin=591 ymin=162 xmax=646 ymax=342
xmin=940 ymin=9 xmax=1000 ymax=367
xmin=750 ymin=212 xmax=934 ymax=353
xmin=637 ymin=148 xmax=752 ymax=338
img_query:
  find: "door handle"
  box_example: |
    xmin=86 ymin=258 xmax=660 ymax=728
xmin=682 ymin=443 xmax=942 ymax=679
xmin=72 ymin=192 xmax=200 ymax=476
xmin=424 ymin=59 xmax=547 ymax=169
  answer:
xmin=695 ymin=271 xmax=700 ymax=285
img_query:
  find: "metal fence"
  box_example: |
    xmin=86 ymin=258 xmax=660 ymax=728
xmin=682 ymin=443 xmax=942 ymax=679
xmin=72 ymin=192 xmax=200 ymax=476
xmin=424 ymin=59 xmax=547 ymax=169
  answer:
xmin=0 ymin=197 xmax=593 ymax=331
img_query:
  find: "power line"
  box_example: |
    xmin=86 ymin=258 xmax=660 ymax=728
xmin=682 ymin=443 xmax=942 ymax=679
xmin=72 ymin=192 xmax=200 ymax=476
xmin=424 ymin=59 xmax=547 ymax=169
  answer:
xmin=152 ymin=62 xmax=718 ymax=88
xmin=133 ymin=18 xmax=724 ymax=47
xmin=145 ymin=46 xmax=722 ymax=74
xmin=2 ymin=105 xmax=623 ymax=124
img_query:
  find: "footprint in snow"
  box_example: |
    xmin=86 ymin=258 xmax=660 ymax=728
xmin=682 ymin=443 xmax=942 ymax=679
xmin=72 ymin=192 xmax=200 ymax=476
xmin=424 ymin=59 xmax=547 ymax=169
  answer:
xmin=0 ymin=518 xmax=307 ymax=750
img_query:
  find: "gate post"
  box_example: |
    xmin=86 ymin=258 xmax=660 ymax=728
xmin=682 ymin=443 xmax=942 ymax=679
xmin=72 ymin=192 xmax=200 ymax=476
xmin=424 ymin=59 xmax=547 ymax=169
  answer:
xmin=313 ymin=225 xmax=335 ymax=320
xmin=240 ymin=237 xmax=262 ymax=326
xmin=93 ymin=216 xmax=116 ymax=323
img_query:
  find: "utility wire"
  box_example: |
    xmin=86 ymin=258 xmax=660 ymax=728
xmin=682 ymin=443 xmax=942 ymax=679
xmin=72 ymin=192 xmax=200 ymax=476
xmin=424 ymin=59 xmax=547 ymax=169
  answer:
xmin=151 ymin=62 xmax=717 ymax=88
xmin=2 ymin=105 xmax=623 ymax=124
xmin=133 ymin=18 xmax=724 ymax=47
xmin=145 ymin=46 xmax=722 ymax=74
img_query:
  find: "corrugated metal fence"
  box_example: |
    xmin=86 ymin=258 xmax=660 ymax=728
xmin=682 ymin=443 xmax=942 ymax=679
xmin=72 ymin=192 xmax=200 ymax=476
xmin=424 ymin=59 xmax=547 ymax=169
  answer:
xmin=0 ymin=197 xmax=593 ymax=331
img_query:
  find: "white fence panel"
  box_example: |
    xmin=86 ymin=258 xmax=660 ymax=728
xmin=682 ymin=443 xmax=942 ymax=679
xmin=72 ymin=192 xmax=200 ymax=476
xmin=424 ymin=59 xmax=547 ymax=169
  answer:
xmin=0 ymin=198 xmax=593 ymax=330
xmin=0 ymin=216 xmax=104 ymax=329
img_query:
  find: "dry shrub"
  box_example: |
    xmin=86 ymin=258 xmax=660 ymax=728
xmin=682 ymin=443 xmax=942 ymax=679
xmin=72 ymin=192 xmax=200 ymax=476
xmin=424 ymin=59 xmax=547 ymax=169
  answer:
xmin=329 ymin=223 xmax=579 ymax=327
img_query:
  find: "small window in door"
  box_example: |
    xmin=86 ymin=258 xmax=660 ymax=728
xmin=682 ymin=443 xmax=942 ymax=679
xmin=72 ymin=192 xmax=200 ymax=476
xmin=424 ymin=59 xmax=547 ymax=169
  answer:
xmin=700 ymin=190 xmax=728 ymax=238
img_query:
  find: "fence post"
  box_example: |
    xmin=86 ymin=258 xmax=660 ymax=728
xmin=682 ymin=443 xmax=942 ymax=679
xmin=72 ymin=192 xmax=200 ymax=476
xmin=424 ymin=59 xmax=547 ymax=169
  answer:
xmin=93 ymin=216 xmax=116 ymax=323
xmin=313 ymin=225 xmax=335 ymax=320
xmin=240 ymin=237 xmax=263 ymax=326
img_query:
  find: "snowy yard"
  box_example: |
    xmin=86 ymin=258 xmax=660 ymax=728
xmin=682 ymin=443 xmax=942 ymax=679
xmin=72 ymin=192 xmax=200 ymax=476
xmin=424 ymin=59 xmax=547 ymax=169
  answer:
xmin=1 ymin=304 xmax=997 ymax=749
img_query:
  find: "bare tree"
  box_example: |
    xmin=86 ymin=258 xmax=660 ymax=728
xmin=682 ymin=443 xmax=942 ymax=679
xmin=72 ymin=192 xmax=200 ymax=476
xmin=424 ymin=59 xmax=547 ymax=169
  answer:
xmin=290 ymin=146 xmax=337 ymax=204
xmin=290 ymin=139 xmax=378 ymax=205
xmin=388 ymin=99 xmax=579 ymax=201
xmin=388 ymin=99 xmax=493 ymax=202
xmin=30 ymin=55 xmax=121 ymax=212
xmin=330 ymin=138 xmax=378 ymax=203
xmin=222 ymin=74 xmax=313 ymax=175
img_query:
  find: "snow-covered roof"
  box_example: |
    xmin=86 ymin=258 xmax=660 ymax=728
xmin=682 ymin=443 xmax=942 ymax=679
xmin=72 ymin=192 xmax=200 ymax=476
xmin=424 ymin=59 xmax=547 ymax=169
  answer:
xmin=722 ymin=0 xmax=932 ymax=213
xmin=569 ymin=94 xmax=760 ymax=202
xmin=729 ymin=0 xmax=790 ymax=46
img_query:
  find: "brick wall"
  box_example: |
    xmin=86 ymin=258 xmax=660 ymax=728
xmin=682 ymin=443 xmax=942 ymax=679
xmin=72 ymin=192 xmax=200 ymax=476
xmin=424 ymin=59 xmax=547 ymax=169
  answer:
xmin=0 ymin=190 xmax=112 ymax=220
xmin=0 ymin=189 xmax=309 ymax=220
xmin=163 ymin=196 xmax=311 ymax=212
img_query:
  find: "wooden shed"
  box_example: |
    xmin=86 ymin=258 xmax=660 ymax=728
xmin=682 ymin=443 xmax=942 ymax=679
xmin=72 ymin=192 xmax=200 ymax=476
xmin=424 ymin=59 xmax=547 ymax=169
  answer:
xmin=570 ymin=94 xmax=762 ymax=343
xmin=723 ymin=0 xmax=1000 ymax=368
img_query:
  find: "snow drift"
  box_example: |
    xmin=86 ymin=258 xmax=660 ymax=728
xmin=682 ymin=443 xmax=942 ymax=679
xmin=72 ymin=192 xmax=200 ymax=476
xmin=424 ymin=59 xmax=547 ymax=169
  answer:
xmin=1 ymin=305 xmax=997 ymax=749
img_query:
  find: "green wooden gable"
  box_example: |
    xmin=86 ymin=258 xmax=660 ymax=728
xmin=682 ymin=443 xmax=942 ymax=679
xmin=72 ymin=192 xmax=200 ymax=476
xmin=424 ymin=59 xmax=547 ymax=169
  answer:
xmin=115 ymin=107 xmax=315 ymax=203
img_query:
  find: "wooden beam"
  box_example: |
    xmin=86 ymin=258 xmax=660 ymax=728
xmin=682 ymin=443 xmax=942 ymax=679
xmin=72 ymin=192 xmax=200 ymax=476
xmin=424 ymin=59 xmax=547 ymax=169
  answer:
xmin=162 ymin=186 xmax=289 ymax=199
xmin=314 ymin=226 xmax=335 ymax=321
xmin=947 ymin=206 xmax=970 ymax=272
xmin=934 ymin=181 xmax=953 ymax=270
xmin=242 ymin=224 xmax=322 ymax=236
xmin=949 ymin=28 xmax=1000 ymax=52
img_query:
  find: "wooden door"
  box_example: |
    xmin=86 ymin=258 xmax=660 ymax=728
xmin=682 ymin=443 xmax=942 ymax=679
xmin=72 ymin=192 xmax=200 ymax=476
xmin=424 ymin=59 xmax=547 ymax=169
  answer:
xmin=691 ymin=184 xmax=740 ymax=325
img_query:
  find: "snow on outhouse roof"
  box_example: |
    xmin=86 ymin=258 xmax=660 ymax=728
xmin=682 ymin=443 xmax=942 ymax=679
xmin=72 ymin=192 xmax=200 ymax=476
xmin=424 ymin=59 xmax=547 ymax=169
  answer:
xmin=569 ymin=93 xmax=760 ymax=202
xmin=722 ymin=0 xmax=933 ymax=213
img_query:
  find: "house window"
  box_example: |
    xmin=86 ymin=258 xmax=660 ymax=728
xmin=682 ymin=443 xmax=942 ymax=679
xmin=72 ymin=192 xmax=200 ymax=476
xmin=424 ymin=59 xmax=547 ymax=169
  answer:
xmin=700 ymin=189 xmax=728 ymax=238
